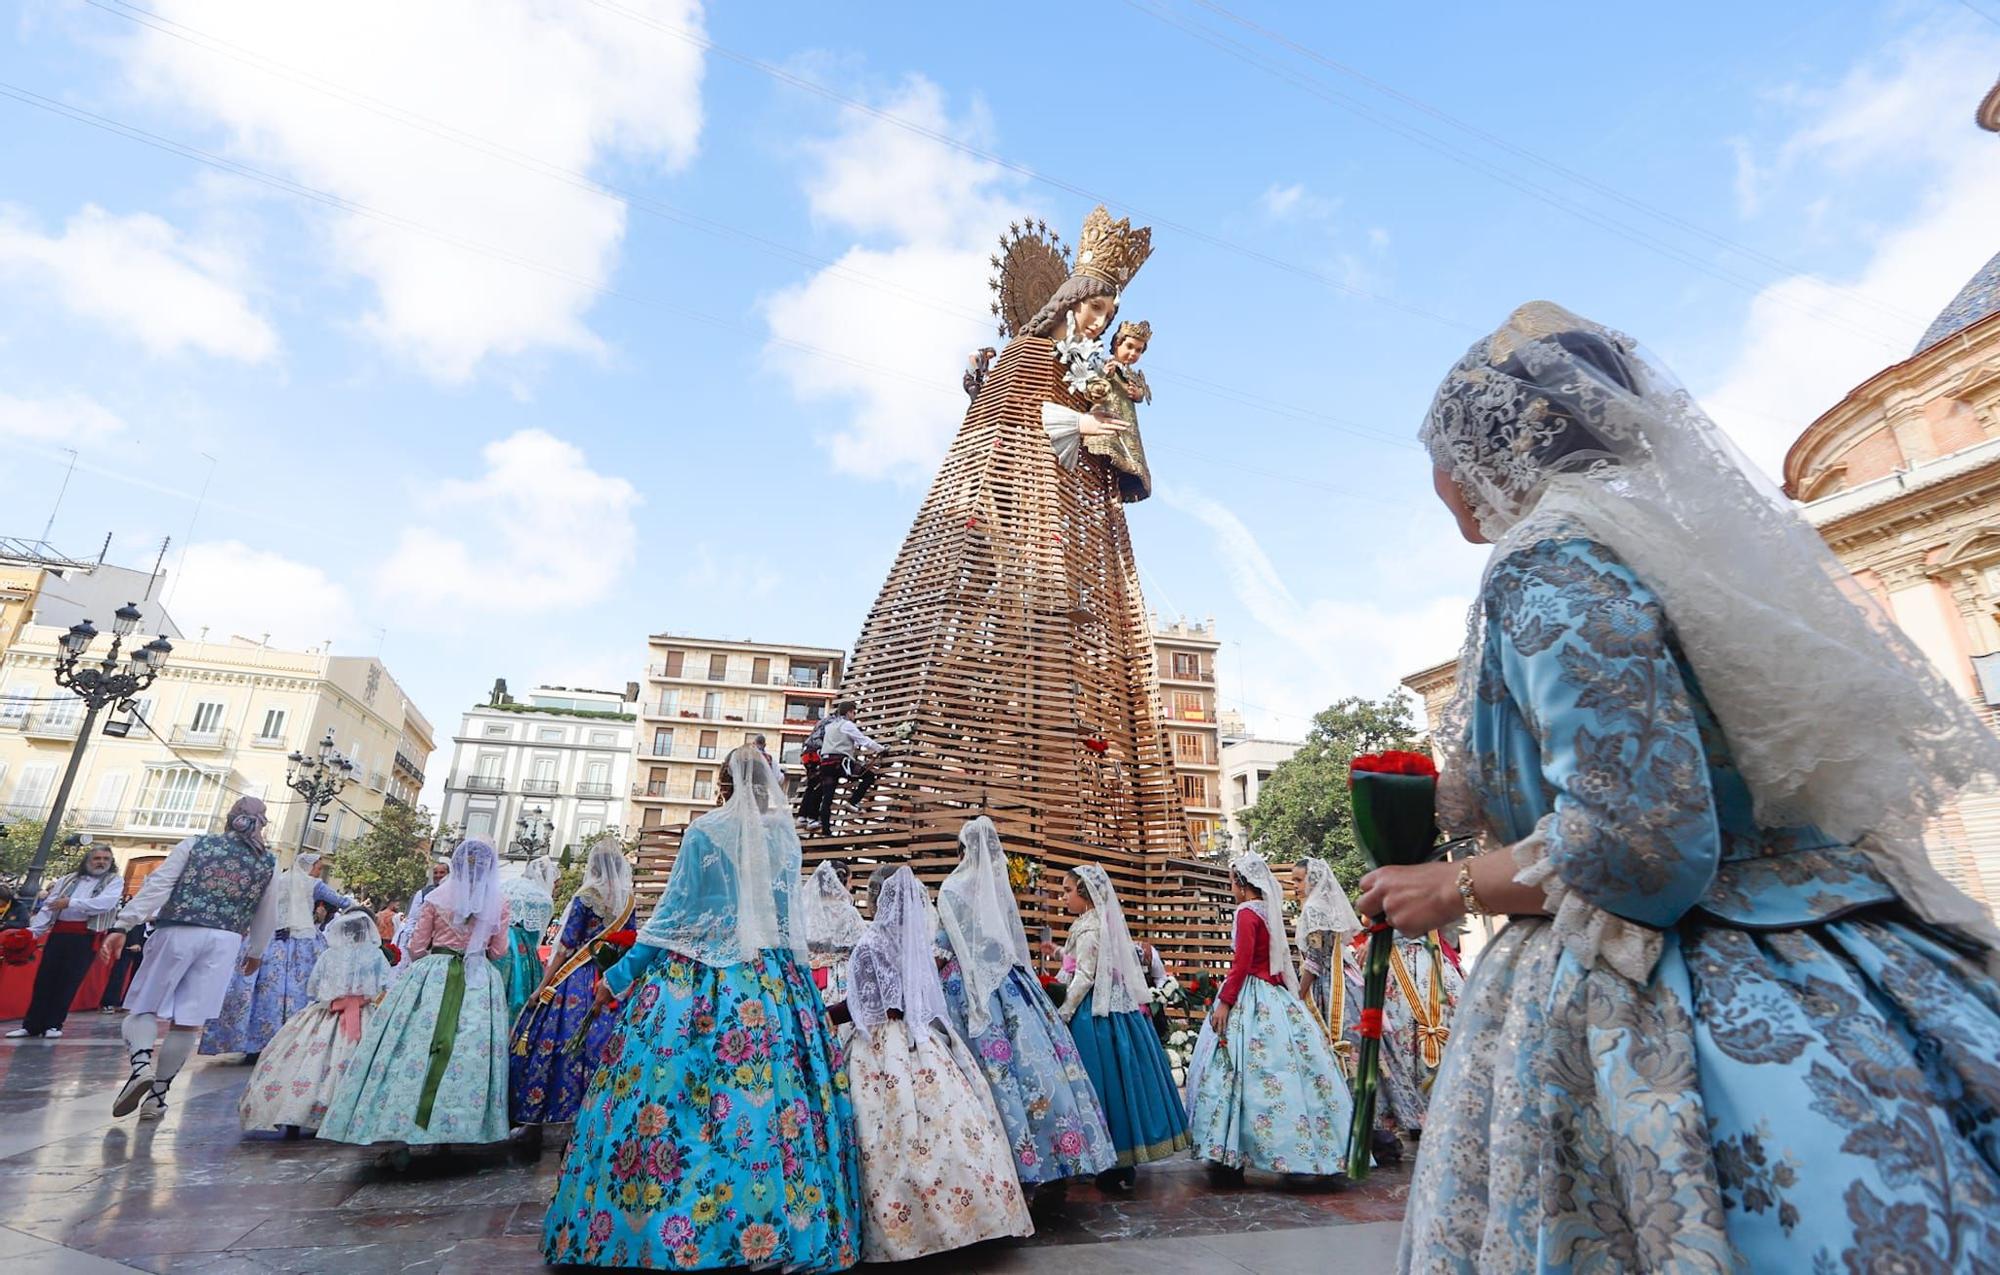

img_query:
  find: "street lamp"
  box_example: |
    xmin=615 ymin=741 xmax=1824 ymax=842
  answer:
xmin=512 ymin=805 xmax=550 ymax=861
xmin=4 ymin=604 xmax=171 ymax=925
xmin=286 ymin=730 xmax=355 ymax=855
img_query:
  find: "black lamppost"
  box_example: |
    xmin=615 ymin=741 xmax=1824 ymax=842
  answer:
xmin=286 ymin=730 xmax=355 ymax=853
xmin=512 ymin=805 xmax=550 ymax=861
xmin=5 ymin=604 xmax=171 ymax=926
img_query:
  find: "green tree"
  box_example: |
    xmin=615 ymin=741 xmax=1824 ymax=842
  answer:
xmin=551 ymin=832 xmax=643 ymax=921
xmin=1241 ymin=693 xmax=1423 ymax=889
xmin=329 ymin=802 xmax=438 ymax=912
xmin=0 ymin=815 xmax=89 ymax=886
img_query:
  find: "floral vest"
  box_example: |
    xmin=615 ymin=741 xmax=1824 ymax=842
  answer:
xmin=157 ymin=834 xmax=276 ymax=934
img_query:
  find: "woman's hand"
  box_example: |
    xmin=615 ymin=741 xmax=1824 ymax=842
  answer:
xmin=1355 ymin=860 xmax=1463 ymax=937
xmin=593 ymin=980 xmax=619 ymax=1012
xmin=1210 ymin=1000 xmax=1231 ymax=1043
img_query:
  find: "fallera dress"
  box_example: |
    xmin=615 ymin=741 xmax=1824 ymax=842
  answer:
xmin=540 ymin=814 xmax=861 ymax=1272
xmin=938 ymin=957 xmax=1116 ymax=1183
xmin=1185 ymin=902 xmax=1352 ymax=1174
xmin=1058 ymin=906 xmax=1191 ymax=1167
xmin=1342 ymin=932 xmax=1460 ymax=1133
xmin=239 ymin=911 xmax=392 ymax=1134
xmin=508 ymin=896 xmax=623 ymax=1125
xmin=1400 ymin=537 xmax=2000 ymax=1272
xmin=318 ymin=899 xmax=512 ymax=1147
xmin=199 ymin=876 xmax=351 ymax=1056
xmin=498 ymin=874 xmax=553 ymax=1026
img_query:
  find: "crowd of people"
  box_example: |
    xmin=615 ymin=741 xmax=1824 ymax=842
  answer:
xmin=3 ymin=740 xmax=1468 ymax=1271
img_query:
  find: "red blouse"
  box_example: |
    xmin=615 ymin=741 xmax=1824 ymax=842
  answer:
xmin=1218 ymin=906 xmax=1285 ymax=1007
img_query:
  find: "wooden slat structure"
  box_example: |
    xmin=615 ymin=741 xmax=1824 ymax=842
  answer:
xmin=636 ymin=328 xmax=1235 ymax=990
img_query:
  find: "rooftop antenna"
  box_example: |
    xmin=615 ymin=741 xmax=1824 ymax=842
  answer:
xmin=41 ymin=448 xmax=78 ymax=542
xmin=95 ymin=532 xmax=110 ymax=567
xmin=144 ymin=537 xmax=170 ymax=602
xmin=162 ymin=452 xmax=216 ymax=612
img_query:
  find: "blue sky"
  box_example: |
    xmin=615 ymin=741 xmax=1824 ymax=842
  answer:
xmin=3 ymin=0 xmax=1997 ymax=807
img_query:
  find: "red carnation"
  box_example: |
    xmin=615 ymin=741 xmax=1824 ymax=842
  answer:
xmin=1350 ymin=750 xmax=1438 ymax=778
xmin=1 ymin=928 xmax=40 ymax=966
xmin=1082 ymin=736 xmax=1109 ymax=754
xmin=604 ymin=930 xmax=638 ymax=949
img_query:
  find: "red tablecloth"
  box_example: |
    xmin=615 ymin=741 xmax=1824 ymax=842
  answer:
xmin=0 ymin=943 xmax=113 ymax=1021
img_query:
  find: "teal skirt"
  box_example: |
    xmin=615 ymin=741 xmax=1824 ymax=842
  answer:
xmin=501 ymin=926 xmax=543 ymax=1026
xmin=1067 ymin=992 xmax=1191 ymax=1167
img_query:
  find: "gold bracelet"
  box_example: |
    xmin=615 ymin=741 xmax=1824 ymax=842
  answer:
xmin=1456 ymin=861 xmax=1488 ymax=918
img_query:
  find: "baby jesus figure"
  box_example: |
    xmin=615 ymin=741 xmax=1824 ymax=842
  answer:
xmin=1043 ymin=319 xmax=1155 ymax=502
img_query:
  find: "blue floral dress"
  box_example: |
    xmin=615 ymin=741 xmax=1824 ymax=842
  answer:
xmin=509 ymin=898 xmax=619 ymax=1125
xmin=541 ymin=943 xmax=861 ymax=1271
xmin=1401 ymin=537 xmax=2000 ymax=1272
xmin=200 ymin=878 xmax=350 ymax=1056
xmin=938 ymin=949 xmax=1115 ymax=1183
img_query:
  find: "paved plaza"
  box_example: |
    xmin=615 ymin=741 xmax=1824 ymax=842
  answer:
xmin=0 ymin=1017 xmax=1407 ymax=1273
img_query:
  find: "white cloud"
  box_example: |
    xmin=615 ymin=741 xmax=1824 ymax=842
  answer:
xmin=1164 ymin=487 xmax=1480 ymax=736
xmin=115 ymin=0 xmax=707 ymax=381
xmin=0 ymin=204 xmax=275 ymax=361
xmin=1703 ymin=29 xmax=2000 ymax=479
xmin=0 ymin=391 xmax=126 ymax=443
xmin=762 ymin=75 xmax=1020 ymax=480
xmin=374 ymin=429 xmax=640 ymax=614
xmin=1259 ymin=181 xmax=1339 ymax=223
xmin=168 ymin=540 xmax=358 ymax=649
xmin=680 ymin=543 xmax=780 ymax=600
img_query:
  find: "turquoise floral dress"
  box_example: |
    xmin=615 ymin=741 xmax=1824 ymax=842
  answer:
xmin=1401 ymin=537 xmax=2000 ymax=1272
xmin=540 ymin=940 xmax=861 ymax=1270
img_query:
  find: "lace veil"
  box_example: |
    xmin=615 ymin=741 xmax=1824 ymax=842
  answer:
xmin=502 ymin=861 xmax=556 ymax=938
xmin=1421 ymin=301 xmax=2000 ymax=950
xmin=282 ymin=850 xmax=323 ymax=934
xmin=1296 ymin=856 xmax=1361 ymax=944
xmin=574 ymin=834 xmax=634 ymax=924
xmin=638 ymin=746 xmax=806 ymax=966
xmin=310 ymin=906 xmax=392 ymax=1002
xmin=938 ymin=817 xmax=1035 ymax=1034
xmin=803 ymin=861 xmax=865 ymax=955
xmin=846 ymin=866 xmax=952 ymax=1036
xmin=1073 ymin=864 xmax=1147 ymax=1016
xmin=427 ymin=838 xmax=506 ymax=986
xmin=1230 ymin=850 xmax=1299 ymax=993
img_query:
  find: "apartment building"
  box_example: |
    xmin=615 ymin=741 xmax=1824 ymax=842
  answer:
xmin=631 ymin=637 xmax=843 ymax=833
xmin=1220 ymin=736 xmax=1301 ymax=852
xmin=436 ymin=683 xmax=637 ymax=858
xmin=1152 ymin=616 xmax=1224 ymax=855
xmin=0 ymin=626 xmax=434 ymax=873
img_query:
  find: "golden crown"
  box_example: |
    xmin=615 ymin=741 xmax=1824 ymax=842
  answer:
xmin=1071 ymin=205 xmax=1153 ymax=290
xmin=1113 ymin=319 xmax=1153 ymax=346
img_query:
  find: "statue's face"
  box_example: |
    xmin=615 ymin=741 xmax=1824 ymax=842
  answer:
xmin=1113 ymin=334 xmax=1146 ymax=365
xmin=1072 ymin=295 xmax=1116 ymax=339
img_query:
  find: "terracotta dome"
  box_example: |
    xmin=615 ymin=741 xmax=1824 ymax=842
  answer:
xmin=1913 ymin=249 xmax=2000 ymax=356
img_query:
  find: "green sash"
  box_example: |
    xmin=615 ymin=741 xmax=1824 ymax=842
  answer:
xmin=414 ymin=946 xmax=466 ymax=1130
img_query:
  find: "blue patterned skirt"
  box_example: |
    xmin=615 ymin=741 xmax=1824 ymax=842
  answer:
xmin=199 ymin=929 xmax=324 ymax=1056
xmin=500 ymin=926 xmax=543 ymax=1027
xmin=1400 ymin=910 xmax=2000 ymax=1272
xmin=509 ymin=951 xmax=614 ymax=1125
xmin=541 ymin=949 xmax=861 ymax=1272
xmin=940 ymin=962 xmax=1115 ymax=1183
xmin=1066 ymin=992 xmax=1191 ymax=1167
xmin=1185 ymin=978 xmax=1352 ymax=1174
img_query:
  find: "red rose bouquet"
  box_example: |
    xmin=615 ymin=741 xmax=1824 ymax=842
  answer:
xmin=0 ymin=928 xmax=38 ymax=966
xmin=1346 ymin=749 xmax=1441 ymax=1179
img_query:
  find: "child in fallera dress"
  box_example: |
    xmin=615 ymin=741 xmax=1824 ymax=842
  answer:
xmin=319 ymin=838 xmax=512 ymax=1150
xmin=240 ymin=906 xmax=392 ymax=1136
xmin=1057 ymin=864 xmax=1190 ymax=1190
xmin=508 ymin=835 xmax=635 ymax=1134
xmin=937 ymin=818 xmax=1114 ymax=1189
xmin=833 ymin=867 xmax=1032 ymax=1262
xmin=541 ymin=746 xmax=860 ymax=1272
xmin=802 ymin=860 xmax=864 ymax=1008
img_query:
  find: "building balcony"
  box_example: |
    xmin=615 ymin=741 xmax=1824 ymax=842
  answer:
xmin=462 ymin=775 xmax=506 ymax=793
xmin=170 ymin=726 xmax=232 ymax=751
xmin=128 ymin=805 xmax=217 ymax=835
xmin=21 ymin=712 xmax=84 ymax=741
xmin=575 ymin=782 xmax=616 ymax=798
xmin=249 ymin=733 xmax=289 ymax=749
xmin=300 ymin=825 xmax=353 ymax=854
xmin=640 ymin=747 xmax=675 ymax=761
xmin=393 ymin=751 xmax=426 ymax=785
xmin=521 ymin=778 xmax=560 ymax=796
xmin=1157 ymin=669 xmax=1215 ymax=685
xmin=633 ymin=781 xmax=670 ymax=799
